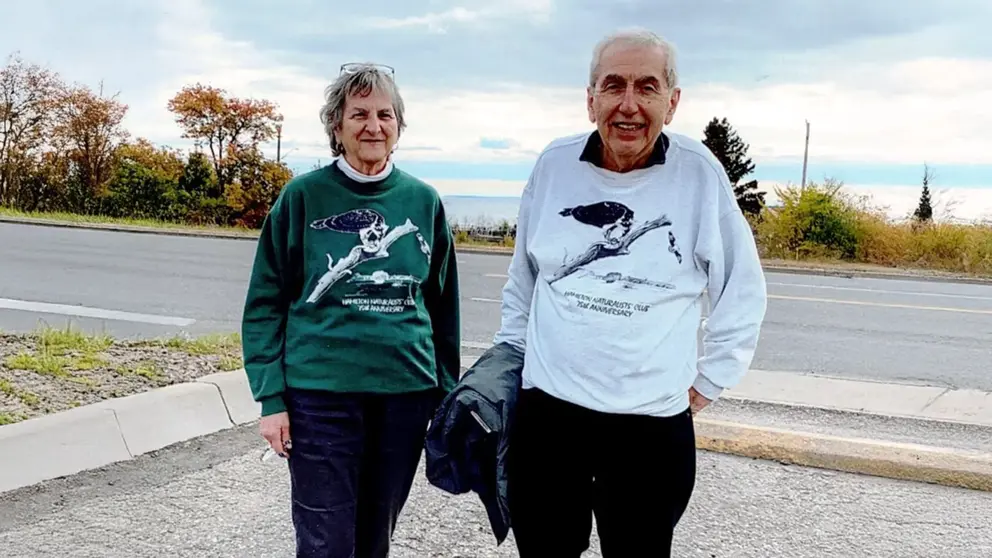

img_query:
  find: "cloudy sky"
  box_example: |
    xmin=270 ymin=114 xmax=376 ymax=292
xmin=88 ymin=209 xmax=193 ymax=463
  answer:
xmin=2 ymin=0 xmax=991 ymax=219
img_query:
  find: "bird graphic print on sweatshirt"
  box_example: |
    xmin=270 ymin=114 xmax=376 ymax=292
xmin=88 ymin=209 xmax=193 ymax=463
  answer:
xmin=305 ymin=207 xmax=423 ymax=310
xmin=550 ymin=200 xmax=682 ymax=288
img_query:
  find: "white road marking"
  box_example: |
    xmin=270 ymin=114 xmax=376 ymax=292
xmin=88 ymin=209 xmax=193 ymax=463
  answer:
xmin=462 ymin=340 xmax=492 ymax=350
xmin=768 ymin=294 xmax=992 ymax=315
xmin=484 ymin=273 xmax=509 ymax=279
xmin=0 ymin=298 xmax=197 ymax=326
xmin=471 ymin=297 xmax=501 ymax=304
xmin=768 ymin=281 xmax=992 ymax=302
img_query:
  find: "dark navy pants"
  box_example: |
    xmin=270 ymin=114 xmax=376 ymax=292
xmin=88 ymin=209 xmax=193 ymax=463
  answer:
xmin=284 ymin=387 xmax=439 ymax=558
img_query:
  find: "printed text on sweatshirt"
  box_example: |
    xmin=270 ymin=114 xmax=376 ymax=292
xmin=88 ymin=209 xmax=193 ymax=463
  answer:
xmin=492 ymin=131 xmax=767 ymax=417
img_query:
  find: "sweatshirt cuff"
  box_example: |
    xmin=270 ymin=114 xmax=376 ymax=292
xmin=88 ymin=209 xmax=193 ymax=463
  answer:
xmin=260 ymin=395 xmax=287 ymax=416
xmin=692 ymin=373 xmax=724 ymax=402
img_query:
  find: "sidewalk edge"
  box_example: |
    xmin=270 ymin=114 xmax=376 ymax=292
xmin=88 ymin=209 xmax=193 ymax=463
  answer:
xmin=2 ymin=367 xmax=991 ymax=495
xmin=695 ymin=418 xmax=992 ymax=492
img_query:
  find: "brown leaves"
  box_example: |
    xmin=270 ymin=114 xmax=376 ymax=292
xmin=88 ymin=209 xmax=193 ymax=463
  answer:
xmin=117 ymin=138 xmax=185 ymax=183
xmin=223 ymin=145 xmax=292 ymax=229
xmin=51 ymin=82 xmax=130 ymax=198
xmin=166 ymin=84 xmax=283 ymax=187
xmin=0 ymin=52 xmax=64 ymax=205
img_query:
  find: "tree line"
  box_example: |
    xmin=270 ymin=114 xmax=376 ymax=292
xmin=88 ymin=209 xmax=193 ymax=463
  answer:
xmin=2 ymin=50 xmax=939 ymax=232
xmin=1 ymin=52 xmax=291 ymax=229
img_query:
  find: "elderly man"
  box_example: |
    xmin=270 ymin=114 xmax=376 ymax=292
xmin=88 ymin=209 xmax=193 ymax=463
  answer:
xmin=493 ymin=28 xmax=768 ymax=557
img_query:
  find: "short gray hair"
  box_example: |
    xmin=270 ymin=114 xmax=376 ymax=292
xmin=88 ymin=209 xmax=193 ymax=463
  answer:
xmin=589 ymin=28 xmax=679 ymax=90
xmin=319 ymin=63 xmax=406 ymax=156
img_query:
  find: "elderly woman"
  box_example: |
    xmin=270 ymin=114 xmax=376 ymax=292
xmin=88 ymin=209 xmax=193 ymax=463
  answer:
xmin=240 ymin=62 xmax=461 ymax=557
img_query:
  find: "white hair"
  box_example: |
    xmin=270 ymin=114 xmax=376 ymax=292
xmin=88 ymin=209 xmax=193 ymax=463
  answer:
xmin=589 ymin=27 xmax=679 ymax=90
xmin=319 ymin=64 xmax=406 ymax=157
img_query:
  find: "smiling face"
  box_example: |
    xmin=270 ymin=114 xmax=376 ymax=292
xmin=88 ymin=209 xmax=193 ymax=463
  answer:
xmin=336 ymin=89 xmax=399 ymax=174
xmin=587 ymin=41 xmax=681 ymax=172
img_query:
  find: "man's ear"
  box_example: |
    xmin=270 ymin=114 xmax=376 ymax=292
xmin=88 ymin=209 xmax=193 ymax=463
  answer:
xmin=665 ymin=88 xmax=682 ymax=125
xmin=586 ymin=86 xmax=596 ymax=123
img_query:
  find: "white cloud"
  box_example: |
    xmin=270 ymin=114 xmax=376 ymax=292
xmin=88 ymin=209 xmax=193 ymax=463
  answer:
xmin=11 ymin=0 xmax=986 ymax=176
xmin=673 ymin=56 xmax=992 ymax=166
xmin=391 ymin=55 xmax=992 ymax=167
xmin=363 ymin=0 xmax=553 ymax=33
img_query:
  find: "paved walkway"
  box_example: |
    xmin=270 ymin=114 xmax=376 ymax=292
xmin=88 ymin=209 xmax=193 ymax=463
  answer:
xmin=1 ymin=424 xmax=989 ymax=558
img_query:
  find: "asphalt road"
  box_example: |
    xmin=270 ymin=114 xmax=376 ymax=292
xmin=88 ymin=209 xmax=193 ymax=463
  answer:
xmin=0 ymin=423 xmax=989 ymax=558
xmin=2 ymin=222 xmax=992 ymax=390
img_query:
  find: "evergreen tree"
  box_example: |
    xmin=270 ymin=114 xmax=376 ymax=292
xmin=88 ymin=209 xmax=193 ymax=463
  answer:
xmin=914 ymin=163 xmax=934 ymax=222
xmin=702 ymin=117 xmax=765 ymax=217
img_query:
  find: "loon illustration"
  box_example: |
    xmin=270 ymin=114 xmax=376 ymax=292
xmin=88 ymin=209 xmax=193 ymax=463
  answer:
xmin=310 ymin=208 xmax=388 ymax=253
xmin=559 ymin=201 xmax=634 ymax=244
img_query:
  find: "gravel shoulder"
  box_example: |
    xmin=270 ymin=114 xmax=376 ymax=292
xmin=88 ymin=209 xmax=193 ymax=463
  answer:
xmin=0 ymin=326 xmax=242 ymax=425
xmin=2 ymin=423 xmax=990 ymax=558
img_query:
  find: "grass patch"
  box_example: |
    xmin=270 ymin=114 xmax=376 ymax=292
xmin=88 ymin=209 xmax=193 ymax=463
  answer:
xmin=115 ymin=361 xmax=166 ymax=382
xmin=0 ymin=207 xmax=255 ymax=235
xmin=73 ymin=353 xmax=110 ymax=370
xmin=0 ymin=412 xmax=27 ymax=426
xmin=0 ymin=378 xmax=40 ymax=408
xmin=4 ymin=352 xmax=71 ymax=377
xmin=37 ymin=326 xmax=113 ymax=355
xmin=3 ymin=325 xmax=114 ymax=378
xmin=218 ymin=354 xmax=244 ymax=372
xmin=136 ymin=332 xmax=242 ymax=356
xmin=1 ymin=326 xmax=250 ymax=426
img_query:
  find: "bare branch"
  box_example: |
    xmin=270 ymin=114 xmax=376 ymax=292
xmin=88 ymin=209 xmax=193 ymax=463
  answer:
xmin=549 ymin=214 xmax=672 ymax=284
xmin=305 ymin=218 xmax=419 ymax=303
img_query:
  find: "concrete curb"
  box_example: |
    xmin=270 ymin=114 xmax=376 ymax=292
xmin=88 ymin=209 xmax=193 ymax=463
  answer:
xmin=0 ymin=372 xmax=260 ymax=493
xmin=695 ymin=418 xmax=992 ymax=492
xmin=5 ymin=214 xmax=991 ymax=285
xmin=3 ymin=361 xmax=992 ymax=495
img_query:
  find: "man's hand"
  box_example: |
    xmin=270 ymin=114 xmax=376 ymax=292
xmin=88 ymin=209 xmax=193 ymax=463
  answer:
xmin=260 ymin=412 xmax=291 ymax=457
xmin=688 ymin=387 xmax=711 ymax=416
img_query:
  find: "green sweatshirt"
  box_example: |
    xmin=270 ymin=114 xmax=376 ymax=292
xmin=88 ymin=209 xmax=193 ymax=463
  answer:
xmin=241 ymin=162 xmax=461 ymax=416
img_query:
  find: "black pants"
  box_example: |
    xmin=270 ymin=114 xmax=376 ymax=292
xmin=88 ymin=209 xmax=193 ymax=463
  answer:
xmin=507 ymin=387 xmax=697 ymax=558
xmin=284 ymin=387 xmax=438 ymax=558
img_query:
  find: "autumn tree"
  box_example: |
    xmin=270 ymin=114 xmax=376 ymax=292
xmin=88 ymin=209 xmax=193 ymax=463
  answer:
xmin=702 ymin=117 xmax=765 ymax=217
xmin=99 ymin=137 xmax=186 ymax=219
xmin=115 ymin=138 xmax=185 ymax=182
xmin=51 ymin=82 xmax=130 ymax=210
xmin=224 ymin=145 xmax=292 ymax=228
xmin=0 ymin=52 xmax=64 ymax=207
xmin=166 ymin=84 xmax=282 ymax=187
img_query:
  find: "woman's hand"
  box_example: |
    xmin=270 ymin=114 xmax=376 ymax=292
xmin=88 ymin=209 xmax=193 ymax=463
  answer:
xmin=260 ymin=412 xmax=292 ymax=457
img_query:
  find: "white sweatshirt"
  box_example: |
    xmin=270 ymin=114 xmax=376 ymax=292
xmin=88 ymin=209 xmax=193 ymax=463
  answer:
xmin=492 ymin=130 xmax=768 ymax=417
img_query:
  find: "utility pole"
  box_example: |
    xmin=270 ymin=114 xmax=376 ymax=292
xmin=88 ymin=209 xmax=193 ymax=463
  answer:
xmin=276 ymin=124 xmax=282 ymax=163
xmin=801 ymin=119 xmax=810 ymax=189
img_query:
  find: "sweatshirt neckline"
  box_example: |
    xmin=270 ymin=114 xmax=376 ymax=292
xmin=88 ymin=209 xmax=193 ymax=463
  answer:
xmin=327 ymin=160 xmax=399 ymax=194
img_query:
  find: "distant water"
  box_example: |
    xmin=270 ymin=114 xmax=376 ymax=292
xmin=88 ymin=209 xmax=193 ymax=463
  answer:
xmin=441 ymin=196 xmax=521 ymax=227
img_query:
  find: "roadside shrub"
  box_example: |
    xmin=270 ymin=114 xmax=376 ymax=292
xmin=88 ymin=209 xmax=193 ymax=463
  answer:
xmin=904 ymin=222 xmax=992 ymax=274
xmin=757 ymin=180 xmax=861 ymax=260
